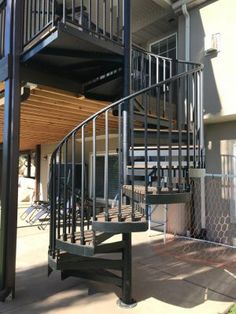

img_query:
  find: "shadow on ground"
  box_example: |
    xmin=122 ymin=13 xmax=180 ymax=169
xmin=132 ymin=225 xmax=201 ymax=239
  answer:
xmin=0 ymin=235 xmax=235 ymax=313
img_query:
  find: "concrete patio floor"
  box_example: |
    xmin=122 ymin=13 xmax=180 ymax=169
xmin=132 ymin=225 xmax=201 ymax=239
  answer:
xmin=0 ymin=210 xmax=235 ymax=314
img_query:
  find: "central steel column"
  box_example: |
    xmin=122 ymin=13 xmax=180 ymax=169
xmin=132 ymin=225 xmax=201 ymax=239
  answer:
xmin=120 ymin=0 xmax=136 ymax=308
xmin=122 ymin=0 xmax=131 ymax=183
xmin=0 ymin=0 xmax=23 ymax=300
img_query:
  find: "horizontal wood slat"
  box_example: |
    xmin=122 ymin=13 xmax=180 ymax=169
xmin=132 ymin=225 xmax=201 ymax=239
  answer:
xmin=0 ymin=85 xmax=114 ymax=151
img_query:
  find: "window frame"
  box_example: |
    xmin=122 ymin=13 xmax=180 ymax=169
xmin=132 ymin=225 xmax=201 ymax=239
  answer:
xmin=149 ymin=32 xmax=178 ymax=59
xmin=89 ymin=151 xmax=118 ymax=204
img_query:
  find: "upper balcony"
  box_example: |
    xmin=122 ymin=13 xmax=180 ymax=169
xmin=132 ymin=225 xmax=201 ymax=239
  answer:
xmin=0 ymin=1 xmax=125 ymax=96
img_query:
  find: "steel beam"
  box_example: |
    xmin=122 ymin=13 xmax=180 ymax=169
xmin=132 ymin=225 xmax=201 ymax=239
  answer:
xmin=0 ymin=0 xmax=23 ymax=300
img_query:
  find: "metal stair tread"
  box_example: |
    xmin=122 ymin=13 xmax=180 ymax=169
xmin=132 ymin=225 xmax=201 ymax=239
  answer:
xmin=134 ymin=128 xmax=188 ymax=133
xmin=126 ymin=164 xmax=188 ymax=169
xmin=96 ymin=205 xmax=144 ymax=222
xmin=130 ymin=145 xmax=196 ymax=150
xmin=133 ymin=111 xmax=169 ymax=120
xmin=123 ymin=184 xmax=191 ymax=205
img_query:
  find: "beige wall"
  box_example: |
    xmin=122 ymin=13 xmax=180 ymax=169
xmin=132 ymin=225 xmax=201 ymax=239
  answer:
xmin=179 ymin=0 xmax=236 ymax=123
xmin=205 ymin=121 xmax=236 ymax=175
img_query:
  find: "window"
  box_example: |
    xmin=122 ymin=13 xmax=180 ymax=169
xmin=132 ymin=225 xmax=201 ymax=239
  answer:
xmin=19 ymin=152 xmax=36 ymax=178
xmin=90 ymin=154 xmax=119 ymax=201
xmin=150 ymin=33 xmax=177 ymax=59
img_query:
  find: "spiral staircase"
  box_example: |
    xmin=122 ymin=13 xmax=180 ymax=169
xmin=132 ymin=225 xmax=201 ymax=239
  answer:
xmin=48 ymin=49 xmax=204 ymax=306
xmin=0 ymin=0 xmax=204 ymax=305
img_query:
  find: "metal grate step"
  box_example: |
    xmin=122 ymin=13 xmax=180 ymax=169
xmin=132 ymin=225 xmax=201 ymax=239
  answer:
xmin=123 ymin=184 xmax=191 ymax=205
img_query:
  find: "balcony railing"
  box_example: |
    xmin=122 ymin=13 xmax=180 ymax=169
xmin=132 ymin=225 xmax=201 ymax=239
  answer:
xmin=0 ymin=0 xmax=6 ymax=59
xmin=23 ymin=0 xmax=124 ymax=49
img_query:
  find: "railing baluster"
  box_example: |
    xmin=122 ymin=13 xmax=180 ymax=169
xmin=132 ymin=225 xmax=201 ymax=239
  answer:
xmin=197 ymin=70 xmax=201 ymax=167
xmin=118 ymin=103 xmax=122 ymax=221
xmin=88 ymin=0 xmax=91 ymax=29
xmin=104 ymin=111 xmax=109 ymax=221
xmin=71 ymin=0 xmax=75 ymax=22
xmin=63 ymin=140 xmax=68 ymax=241
xmin=156 ymin=86 xmax=161 ymax=192
xmin=156 ymin=56 xmax=159 ymax=84
xmin=81 ymin=0 xmax=84 ymax=26
xmin=200 ymin=70 xmax=204 ymax=167
xmin=169 ymin=59 xmax=173 ymax=78
xmin=26 ymin=0 xmax=30 ymax=42
xmin=96 ymin=0 xmax=99 ymax=33
xmin=37 ymin=0 xmax=40 ymax=32
xmin=144 ymin=91 xmax=148 ymax=220
xmin=62 ymin=0 xmax=66 ymax=23
xmin=178 ymin=78 xmax=183 ymax=191
xmin=71 ymin=132 xmax=76 ymax=243
xmin=130 ymin=98 xmax=134 ymax=220
xmin=103 ymin=0 xmax=106 ymax=36
xmin=28 ymin=0 xmax=32 ymax=41
xmin=92 ymin=118 xmax=97 ymax=221
xmin=110 ymin=0 xmax=113 ymax=40
xmin=140 ymin=53 xmax=144 ymax=89
xmin=42 ymin=0 xmax=45 ymax=28
xmin=186 ymin=74 xmax=190 ymax=188
xmin=51 ymin=157 xmax=57 ymax=257
xmin=192 ymin=73 xmax=196 ymax=167
xmin=117 ymin=0 xmax=120 ymax=42
xmin=148 ymin=54 xmax=152 ymax=87
xmin=163 ymin=59 xmax=166 ymax=116
xmin=47 ymin=0 xmax=50 ymax=24
xmin=81 ymin=126 xmax=85 ymax=244
xmin=57 ymin=148 xmax=62 ymax=239
xmin=168 ymin=82 xmax=173 ymax=192
xmin=52 ymin=0 xmax=55 ymax=25
xmin=33 ymin=0 xmax=37 ymax=35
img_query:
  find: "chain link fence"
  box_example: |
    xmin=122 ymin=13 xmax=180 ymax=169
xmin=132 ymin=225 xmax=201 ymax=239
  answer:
xmin=151 ymin=173 xmax=236 ymax=266
xmin=186 ymin=174 xmax=236 ymax=246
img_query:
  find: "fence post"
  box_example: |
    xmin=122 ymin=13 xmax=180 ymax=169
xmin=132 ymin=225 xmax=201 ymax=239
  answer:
xmin=189 ymin=168 xmax=206 ymax=235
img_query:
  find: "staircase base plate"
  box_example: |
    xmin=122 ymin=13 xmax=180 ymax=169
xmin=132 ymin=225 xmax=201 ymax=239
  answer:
xmin=117 ymin=299 xmax=137 ymax=308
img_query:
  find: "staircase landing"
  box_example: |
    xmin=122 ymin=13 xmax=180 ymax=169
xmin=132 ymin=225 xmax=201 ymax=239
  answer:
xmin=21 ymin=22 xmax=124 ymax=95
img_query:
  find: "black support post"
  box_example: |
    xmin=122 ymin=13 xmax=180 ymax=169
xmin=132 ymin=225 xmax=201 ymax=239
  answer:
xmin=119 ymin=1 xmax=135 ymax=307
xmin=119 ymin=233 xmax=136 ymax=307
xmin=0 ymin=0 xmax=23 ymax=301
xmin=122 ymin=0 xmax=131 ymax=184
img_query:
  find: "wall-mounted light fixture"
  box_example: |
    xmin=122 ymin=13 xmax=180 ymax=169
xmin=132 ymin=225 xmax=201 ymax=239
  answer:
xmin=205 ymin=33 xmax=221 ymax=55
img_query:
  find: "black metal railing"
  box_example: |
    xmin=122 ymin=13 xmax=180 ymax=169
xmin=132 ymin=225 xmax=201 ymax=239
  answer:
xmin=131 ymin=48 xmax=201 ymax=123
xmin=23 ymin=0 xmax=124 ymax=48
xmin=49 ymin=60 xmax=204 ymax=255
xmin=0 ymin=0 xmax=6 ymax=59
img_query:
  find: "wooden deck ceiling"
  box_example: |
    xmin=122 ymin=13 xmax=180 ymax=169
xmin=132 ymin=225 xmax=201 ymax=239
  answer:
xmin=0 ymin=85 xmax=117 ymax=151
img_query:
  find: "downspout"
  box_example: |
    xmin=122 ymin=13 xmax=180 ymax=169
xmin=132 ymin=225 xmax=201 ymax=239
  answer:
xmin=182 ymin=3 xmax=190 ymax=62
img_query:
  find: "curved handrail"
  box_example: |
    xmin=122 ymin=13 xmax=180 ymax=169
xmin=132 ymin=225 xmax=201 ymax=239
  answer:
xmin=52 ymin=60 xmax=203 ymax=158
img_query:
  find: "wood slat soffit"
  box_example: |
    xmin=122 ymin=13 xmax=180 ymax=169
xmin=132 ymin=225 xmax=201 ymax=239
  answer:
xmin=0 ymin=85 xmax=115 ymax=151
